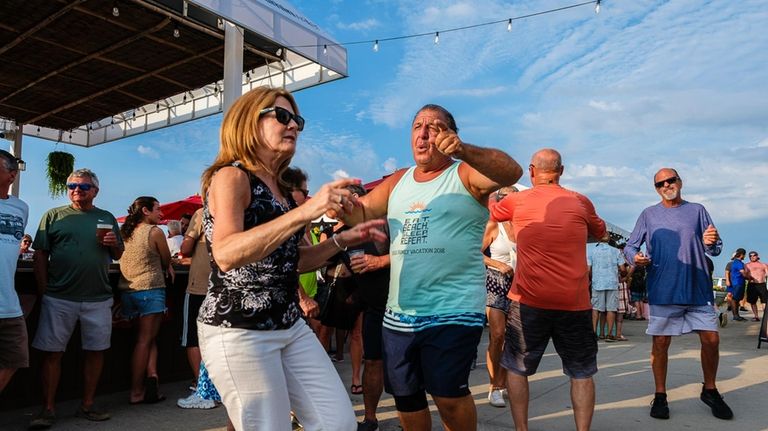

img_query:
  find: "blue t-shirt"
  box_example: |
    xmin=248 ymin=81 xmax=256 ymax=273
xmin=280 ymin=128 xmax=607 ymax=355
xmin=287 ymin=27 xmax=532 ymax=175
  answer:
xmin=730 ymin=259 xmax=745 ymax=286
xmin=624 ymin=201 xmax=721 ymax=306
xmin=589 ymin=242 xmax=623 ymax=291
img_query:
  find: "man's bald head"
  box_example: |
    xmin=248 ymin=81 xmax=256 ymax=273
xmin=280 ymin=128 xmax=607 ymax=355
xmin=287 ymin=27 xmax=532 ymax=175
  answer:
xmin=529 ymin=148 xmax=563 ymax=185
xmin=531 ymin=148 xmax=562 ymax=172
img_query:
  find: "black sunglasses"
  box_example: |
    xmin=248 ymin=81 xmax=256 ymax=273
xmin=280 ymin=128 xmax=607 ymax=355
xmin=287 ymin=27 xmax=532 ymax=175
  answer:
xmin=67 ymin=183 xmax=94 ymax=191
xmin=749 ymin=254 xmax=758 ymax=258
xmin=654 ymin=176 xmax=678 ymax=188
xmin=260 ymin=106 xmax=305 ymax=131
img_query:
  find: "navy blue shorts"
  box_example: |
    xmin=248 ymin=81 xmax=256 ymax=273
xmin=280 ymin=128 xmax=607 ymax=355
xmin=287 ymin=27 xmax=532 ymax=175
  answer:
xmin=363 ymin=309 xmax=384 ymax=360
xmin=727 ymin=283 xmax=745 ymax=302
xmin=382 ymin=324 xmax=482 ymax=398
xmin=501 ymin=301 xmax=598 ymax=379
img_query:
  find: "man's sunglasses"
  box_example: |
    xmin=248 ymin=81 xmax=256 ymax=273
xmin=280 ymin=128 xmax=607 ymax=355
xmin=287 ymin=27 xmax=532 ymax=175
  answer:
xmin=260 ymin=106 xmax=305 ymax=131
xmin=654 ymin=176 xmax=678 ymax=188
xmin=67 ymin=183 xmax=94 ymax=191
xmin=749 ymin=254 xmax=758 ymax=258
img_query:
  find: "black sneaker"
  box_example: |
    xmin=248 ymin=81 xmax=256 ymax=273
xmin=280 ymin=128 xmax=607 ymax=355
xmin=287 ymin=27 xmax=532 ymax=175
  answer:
xmin=650 ymin=393 xmax=669 ymax=419
xmin=700 ymin=387 xmax=733 ymax=420
xmin=357 ymin=419 xmax=379 ymax=431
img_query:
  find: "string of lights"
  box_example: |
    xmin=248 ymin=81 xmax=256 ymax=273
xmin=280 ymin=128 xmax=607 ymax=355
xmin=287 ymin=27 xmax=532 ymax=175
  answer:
xmin=292 ymin=0 xmax=602 ymax=52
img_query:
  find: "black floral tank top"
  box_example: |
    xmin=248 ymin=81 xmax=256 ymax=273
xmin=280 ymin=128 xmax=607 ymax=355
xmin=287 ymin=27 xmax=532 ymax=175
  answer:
xmin=197 ymin=163 xmax=303 ymax=330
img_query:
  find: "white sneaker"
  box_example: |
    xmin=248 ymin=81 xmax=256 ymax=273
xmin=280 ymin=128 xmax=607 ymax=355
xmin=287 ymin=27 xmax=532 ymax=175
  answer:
xmin=177 ymin=393 xmax=217 ymax=409
xmin=488 ymin=388 xmax=506 ymax=407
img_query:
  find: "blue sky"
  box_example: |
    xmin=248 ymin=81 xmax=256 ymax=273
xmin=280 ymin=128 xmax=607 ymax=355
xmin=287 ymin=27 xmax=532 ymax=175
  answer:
xmin=10 ymin=0 xmax=768 ymax=275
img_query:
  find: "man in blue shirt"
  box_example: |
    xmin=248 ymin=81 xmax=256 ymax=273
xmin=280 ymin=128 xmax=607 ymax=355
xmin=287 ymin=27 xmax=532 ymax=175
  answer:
xmin=624 ymin=168 xmax=732 ymax=421
xmin=589 ymin=240 xmax=625 ymax=341
xmin=726 ymin=248 xmax=748 ymax=321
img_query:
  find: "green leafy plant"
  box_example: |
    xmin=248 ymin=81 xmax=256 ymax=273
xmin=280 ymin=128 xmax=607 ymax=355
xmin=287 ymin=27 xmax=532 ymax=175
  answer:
xmin=46 ymin=151 xmax=74 ymax=197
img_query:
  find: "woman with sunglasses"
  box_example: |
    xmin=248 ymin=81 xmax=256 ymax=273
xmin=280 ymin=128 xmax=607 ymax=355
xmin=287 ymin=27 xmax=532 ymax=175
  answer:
xmin=19 ymin=233 xmax=33 ymax=260
xmin=198 ymin=87 xmax=386 ymax=430
xmin=118 ymin=196 xmax=171 ymax=405
xmin=482 ymin=186 xmax=518 ymax=408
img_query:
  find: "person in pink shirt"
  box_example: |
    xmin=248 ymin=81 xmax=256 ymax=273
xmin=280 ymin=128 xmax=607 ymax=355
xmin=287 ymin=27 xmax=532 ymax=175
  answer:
xmin=745 ymin=251 xmax=768 ymax=321
xmin=491 ymin=148 xmax=607 ymax=431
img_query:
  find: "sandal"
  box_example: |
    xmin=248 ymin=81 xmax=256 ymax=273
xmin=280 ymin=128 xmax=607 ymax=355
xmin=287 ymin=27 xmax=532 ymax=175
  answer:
xmin=142 ymin=376 xmax=166 ymax=404
xmin=615 ymin=335 xmax=628 ymax=341
xmin=351 ymin=384 xmax=363 ymax=395
xmin=605 ymin=335 xmax=616 ymax=342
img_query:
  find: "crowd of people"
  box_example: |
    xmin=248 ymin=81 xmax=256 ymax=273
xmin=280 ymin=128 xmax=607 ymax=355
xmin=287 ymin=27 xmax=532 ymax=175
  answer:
xmin=0 ymin=86 xmax=765 ymax=431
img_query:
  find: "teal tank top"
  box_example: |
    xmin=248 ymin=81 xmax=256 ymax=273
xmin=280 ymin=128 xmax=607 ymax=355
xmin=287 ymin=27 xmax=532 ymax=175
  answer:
xmin=385 ymin=162 xmax=488 ymax=331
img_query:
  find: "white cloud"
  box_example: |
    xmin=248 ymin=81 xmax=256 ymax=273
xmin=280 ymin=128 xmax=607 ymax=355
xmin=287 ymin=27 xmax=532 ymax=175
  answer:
xmin=383 ymin=157 xmax=398 ymax=172
xmin=136 ymin=145 xmax=159 ymax=159
xmin=439 ymin=86 xmax=508 ymax=97
xmin=337 ymin=18 xmax=381 ymax=31
xmin=332 ymin=169 xmax=350 ymax=179
xmin=588 ymin=100 xmax=622 ymax=112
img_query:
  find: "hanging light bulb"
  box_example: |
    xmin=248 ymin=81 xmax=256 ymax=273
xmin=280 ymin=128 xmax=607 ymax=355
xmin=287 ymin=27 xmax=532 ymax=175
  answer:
xmin=112 ymin=2 xmax=119 ymax=17
xmin=373 ymin=40 xmax=379 ymax=52
xmin=434 ymin=32 xmax=440 ymax=45
xmin=595 ymin=0 xmax=601 ymax=14
xmin=507 ymin=19 xmax=512 ymax=32
xmin=323 ymin=44 xmax=327 ymax=55
xmin=173 ymin=23 xmax=180 ymax=38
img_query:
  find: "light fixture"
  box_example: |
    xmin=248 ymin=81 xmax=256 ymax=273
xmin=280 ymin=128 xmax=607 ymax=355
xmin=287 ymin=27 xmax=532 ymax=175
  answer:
xmin=373 ymin=40 xmax=379 ymax=52
xmin=507 ymin=19 xmax=512 ymax=32
xmin=173 ymin=23 xmax=180 ymax=38
xmin=323 ymin=44 xmax=327 ymax=55
xmin=595 ymin=0 xmax=601 ymax=14
xmin=112 ymin=2 xmax=119 ymax=17
xmin=434 ymin=32 xmax=439 ymax=44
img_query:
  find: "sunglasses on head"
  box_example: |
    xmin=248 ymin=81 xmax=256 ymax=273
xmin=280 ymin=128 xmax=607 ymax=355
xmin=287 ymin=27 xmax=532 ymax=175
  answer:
xmin=654 ymin=176 xmax=678 ymax=188
xmin=260 ymin=106 xmax=305 ymax=131
xmin=67 ymin=183 xmax=94 ymax=191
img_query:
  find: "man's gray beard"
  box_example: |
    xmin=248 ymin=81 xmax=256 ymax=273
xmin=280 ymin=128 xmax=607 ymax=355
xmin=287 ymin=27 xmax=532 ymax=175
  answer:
xmin=662 ymin=189 xmax=679 ymax=201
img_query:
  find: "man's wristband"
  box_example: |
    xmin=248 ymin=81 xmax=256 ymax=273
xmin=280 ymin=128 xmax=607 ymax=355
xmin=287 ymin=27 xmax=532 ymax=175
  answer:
xmin=331 ymin=233 xmax=347 ymax=251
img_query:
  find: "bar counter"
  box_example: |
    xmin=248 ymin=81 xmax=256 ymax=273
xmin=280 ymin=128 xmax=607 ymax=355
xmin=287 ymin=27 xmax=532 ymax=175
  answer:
xmin=0 ymin=261 xmax=194 ymax=410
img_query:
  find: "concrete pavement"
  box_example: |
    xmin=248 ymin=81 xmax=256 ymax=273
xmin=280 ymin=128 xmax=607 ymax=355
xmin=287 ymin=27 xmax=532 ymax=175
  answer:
xmin=2 ymin=314 xmax=766 ymax=430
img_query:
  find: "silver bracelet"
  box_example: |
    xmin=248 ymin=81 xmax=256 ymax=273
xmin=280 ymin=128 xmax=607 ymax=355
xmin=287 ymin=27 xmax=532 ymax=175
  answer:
xmin=331 ymin=233 xmax=347 ymax=251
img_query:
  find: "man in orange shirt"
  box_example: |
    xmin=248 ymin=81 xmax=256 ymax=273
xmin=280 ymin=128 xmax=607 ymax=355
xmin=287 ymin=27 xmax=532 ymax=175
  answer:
xmin=491 ymin=148 xmax=607 ymax=431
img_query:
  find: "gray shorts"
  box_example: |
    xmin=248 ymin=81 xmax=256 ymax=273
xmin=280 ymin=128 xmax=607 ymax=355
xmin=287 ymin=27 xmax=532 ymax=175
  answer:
xmin=591 ymin=289 xmax=618 ymax=312
xmin=646 ymin=304 xmax=718 ymax=336
xmin=32 ymin=295 xmax=113 ymax=352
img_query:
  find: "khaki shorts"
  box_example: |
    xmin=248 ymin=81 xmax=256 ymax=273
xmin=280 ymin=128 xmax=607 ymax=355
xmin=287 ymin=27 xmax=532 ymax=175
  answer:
xmin=32 ymin=296 xmax=113 ymax=352
xmin=0 ymin=316 xmax=29 ymax=369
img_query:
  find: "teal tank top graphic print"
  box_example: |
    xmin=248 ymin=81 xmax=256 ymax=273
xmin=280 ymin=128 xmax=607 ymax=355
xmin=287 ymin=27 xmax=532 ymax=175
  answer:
xmin=385 ymin=162 xmax=488 ymax=331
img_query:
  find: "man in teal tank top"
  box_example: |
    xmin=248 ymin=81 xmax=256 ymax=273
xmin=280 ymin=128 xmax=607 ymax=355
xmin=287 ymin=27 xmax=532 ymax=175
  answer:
xmin=333 ymin=104 xmax=522 ymax=431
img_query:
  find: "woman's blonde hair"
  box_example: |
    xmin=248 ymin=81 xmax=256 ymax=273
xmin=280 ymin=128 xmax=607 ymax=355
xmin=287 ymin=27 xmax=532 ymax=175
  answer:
xmin=201 ymin=87 xmax=300 ymax=197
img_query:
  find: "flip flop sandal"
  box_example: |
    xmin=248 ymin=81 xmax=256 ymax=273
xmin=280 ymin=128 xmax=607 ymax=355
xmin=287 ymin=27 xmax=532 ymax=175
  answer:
xmin=351 ymin=384 xmax=363 ymax=395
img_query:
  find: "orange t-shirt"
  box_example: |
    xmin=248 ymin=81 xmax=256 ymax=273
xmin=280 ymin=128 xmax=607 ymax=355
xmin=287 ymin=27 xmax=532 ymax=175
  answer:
xmin=491 ymin=184 xmax=606 ymax=311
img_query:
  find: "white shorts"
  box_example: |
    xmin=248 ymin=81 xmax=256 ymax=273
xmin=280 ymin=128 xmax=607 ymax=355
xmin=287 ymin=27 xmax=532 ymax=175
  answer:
xmin=646 ymin=304 xmax=718 ymax=336
xmin=32 ymin=295 xmax=113 ymax=352
xmin=591 ymin=289 xmax=618 ymax=312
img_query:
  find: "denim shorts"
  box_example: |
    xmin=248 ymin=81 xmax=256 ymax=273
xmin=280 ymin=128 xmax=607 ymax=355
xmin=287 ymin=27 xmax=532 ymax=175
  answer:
xmin=121 ymin=288 xmax=166 ymax=319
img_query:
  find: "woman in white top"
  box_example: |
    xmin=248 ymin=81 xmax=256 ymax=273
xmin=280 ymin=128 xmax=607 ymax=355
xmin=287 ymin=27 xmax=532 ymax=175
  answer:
xmin=482 ymin=186 xmax=518 ymax=408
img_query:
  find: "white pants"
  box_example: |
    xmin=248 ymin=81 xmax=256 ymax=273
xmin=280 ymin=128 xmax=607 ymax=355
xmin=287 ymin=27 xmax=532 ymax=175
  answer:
xmin=199 ymin=320 xmax=356 ymax=431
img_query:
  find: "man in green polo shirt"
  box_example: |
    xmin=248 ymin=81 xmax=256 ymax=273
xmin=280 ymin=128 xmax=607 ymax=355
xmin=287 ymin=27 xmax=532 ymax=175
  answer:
xmin=29 ymin=168 xmax=123 ymax=429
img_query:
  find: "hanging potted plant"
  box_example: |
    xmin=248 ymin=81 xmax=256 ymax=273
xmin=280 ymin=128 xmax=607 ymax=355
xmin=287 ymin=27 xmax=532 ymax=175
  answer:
xmin=46 ymin=151 xmax=75 ymax=197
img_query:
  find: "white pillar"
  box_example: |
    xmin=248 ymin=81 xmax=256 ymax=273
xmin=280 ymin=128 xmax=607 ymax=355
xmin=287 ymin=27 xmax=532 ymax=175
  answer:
xmin=10 ymin=124 xmax=22 ymax=197
xmin=223 ymin=21 xmax=244 ymax=114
